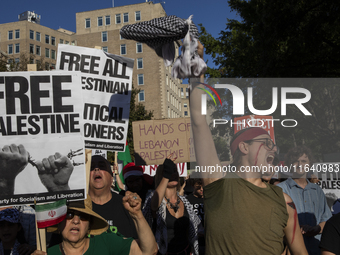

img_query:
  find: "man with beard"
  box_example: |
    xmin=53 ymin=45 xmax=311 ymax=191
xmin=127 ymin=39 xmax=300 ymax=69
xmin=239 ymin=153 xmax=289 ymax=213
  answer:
xmin=89 ymin=155 xmax=138 ymax=239
xmin=277 ymin=146 xmax=331 ymax=255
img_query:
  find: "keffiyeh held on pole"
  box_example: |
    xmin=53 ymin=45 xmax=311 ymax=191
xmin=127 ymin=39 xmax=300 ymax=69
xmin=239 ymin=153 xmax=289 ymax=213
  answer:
xmin=120 ymin=15 xmax=206 ymax=79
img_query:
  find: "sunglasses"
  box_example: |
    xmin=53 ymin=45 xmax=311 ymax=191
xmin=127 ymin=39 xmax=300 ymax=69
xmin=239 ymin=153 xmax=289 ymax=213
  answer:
xmin=66 ymin=210 xmax=91 ymax=222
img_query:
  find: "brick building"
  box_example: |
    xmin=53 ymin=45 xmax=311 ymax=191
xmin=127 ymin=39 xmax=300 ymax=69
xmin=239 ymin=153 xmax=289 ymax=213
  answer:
xmin=0 ymin=2 xmax=187 ymax=119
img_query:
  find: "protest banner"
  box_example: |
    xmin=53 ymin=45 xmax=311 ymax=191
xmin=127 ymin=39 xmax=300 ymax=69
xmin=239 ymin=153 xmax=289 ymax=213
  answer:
xmin=56 ymin=44 xmax=134 ymax=152
xmin=0 ymin=71 xmax=86 ymax=207
xmin=141 ymin=163 xmax=187 ymax=177
xmin=234 ymin=115 xmax=275 ymax=142
xmin=133 ymin=118 xmax=193 ymax=165
xmin=314 ymin=163 xmax=340 ymax=208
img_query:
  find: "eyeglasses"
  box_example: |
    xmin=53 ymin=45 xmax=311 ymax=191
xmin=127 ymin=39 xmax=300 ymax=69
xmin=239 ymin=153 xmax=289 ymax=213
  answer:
xmin=66 ymin=210 xmax=90 ymax=221
xmin=245 ymin=138 xmax=279 ymax=153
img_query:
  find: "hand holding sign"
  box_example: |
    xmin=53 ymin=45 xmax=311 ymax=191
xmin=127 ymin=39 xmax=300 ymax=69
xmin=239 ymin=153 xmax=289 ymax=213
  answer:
xmin=0 ymin=144 xmax=28 ymax=195
xmin=36 ymin=153 xmax=73 ymax=192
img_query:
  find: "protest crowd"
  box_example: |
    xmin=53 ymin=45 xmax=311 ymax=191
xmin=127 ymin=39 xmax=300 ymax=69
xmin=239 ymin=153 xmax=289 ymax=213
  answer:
xmin=1 ymin=10 xmax=340 ymax=255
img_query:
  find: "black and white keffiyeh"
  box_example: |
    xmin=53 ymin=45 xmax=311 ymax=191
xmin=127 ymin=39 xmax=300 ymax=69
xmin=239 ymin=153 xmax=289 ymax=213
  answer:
xmin=120 ymin=15 xmax=206 ymax=78
xmin=142 ymin=191 xmax=200 ymax=255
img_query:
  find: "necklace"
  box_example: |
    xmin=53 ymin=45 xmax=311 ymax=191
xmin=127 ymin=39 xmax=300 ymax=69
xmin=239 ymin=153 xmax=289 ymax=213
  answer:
xmin=164 ymin=196 xmax=180 ymax=213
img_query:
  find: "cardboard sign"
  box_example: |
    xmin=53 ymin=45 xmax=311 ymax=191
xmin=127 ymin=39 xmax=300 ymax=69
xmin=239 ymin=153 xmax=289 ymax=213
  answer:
xmin=56 ymin=44 xmax=134 ymax=152
xmin=133 ymin=118 xmax=193 ymax=165
xmin=234 ymin=115 xmax=275 ymax=142
xmin=0 ymin=71 xmax=86 ymax=206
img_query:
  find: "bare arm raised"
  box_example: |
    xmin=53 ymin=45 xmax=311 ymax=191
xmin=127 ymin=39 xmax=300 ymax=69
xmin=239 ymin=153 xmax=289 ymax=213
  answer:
xmin=190 ymin=41 xmax=223 ymax=187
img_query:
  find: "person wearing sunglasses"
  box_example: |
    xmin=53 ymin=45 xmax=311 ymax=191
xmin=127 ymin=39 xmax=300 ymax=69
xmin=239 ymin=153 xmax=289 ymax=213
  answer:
xmin=32 ymin=193 xmax=158 ymax=255
xmin=189 ymin=41 xmax=307 ymax=255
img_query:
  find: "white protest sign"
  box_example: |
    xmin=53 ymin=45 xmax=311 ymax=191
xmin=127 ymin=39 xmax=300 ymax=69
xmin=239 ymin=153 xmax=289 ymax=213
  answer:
xmin=56 ymin=45 xmax=133 ymax=152
xmin=0 ymin=71 xmax=86 ymax=206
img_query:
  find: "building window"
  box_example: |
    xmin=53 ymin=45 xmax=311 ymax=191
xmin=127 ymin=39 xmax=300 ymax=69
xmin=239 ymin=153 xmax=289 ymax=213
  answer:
xmin=98 ymin=16 xmax=103 ymax=26
xmin=8 ymin=31 xmax=13 ymax=40
xmin=137 ymin=58 xmax=143 ymax=69
xmin=15 ymin=43 xmax=20 ymax=54
xmin=184 ymin=103 xmax=188 ymax=108
xmin=30 ymin=58 xmax=34 ymax=64
xmin=45 ymin=62 xmax=50 ymax=70
xmin=51 ymin=50 xmax=56 ymax=60
xmin=51 ymin=36 xmax=56 ymax=46
xmin=8 ymin=44 xmax=13 ymax=54
xmin=30 ymin=30 xmax=34 ymax=40
xmin=71 ymin=41 xmax=76 ymax=46
xmin=102 ymin=46 xmax=108 ymax=52
xmin=120 ymin=34 xmax=124 ymax=40
xmin=102 ymin=31 xmax=108 ymax=42
xmin=105 ymin=15 xmax=111 ymax=25
xmin=45 ymin=48 xmax=50 ymax=58
xmin=135 ymin=11 xmax=141 ymax=21
xmin=123 ymin=13 xmax=129 ymax=23
xmin=184 ymin=111 xmax=188 ymax=116
xmin=138 ymin=90 xmax=145 ymax=102
xmin=136 ymin=42 xmax=142 ymax=53
xmin=45 ymin=35 xmax=50 ymax=44
xmin=120 ymin=44 xmax=126 ymax=55
xmin=15 ymin=29 xmax=20 ymax=39
xmin=138 ymin=74 xmax=144 ymax=85
xmin=15 ymin=58 xmax=19 ymax=63
xmin=60 ymin=39 xmax=64 ymax=44
xmin=116 ymin=14 xmax=121 ymax=24
xmin=36 ymin=45 xmax=41 ymax=55
xmin=65 ymin=41 xmax=69 ymax=45
xmin=30 ymin=44 xmax=34 ymax=54
xmin=36 ymin=32 xmax=40 ymax=41
xmin=85 ymin=18 xmax=91 ymax=28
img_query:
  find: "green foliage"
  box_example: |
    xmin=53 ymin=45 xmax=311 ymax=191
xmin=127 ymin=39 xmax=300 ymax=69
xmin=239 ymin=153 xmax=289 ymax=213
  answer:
xmin=199 ymin=0 xmax=340 ymax=159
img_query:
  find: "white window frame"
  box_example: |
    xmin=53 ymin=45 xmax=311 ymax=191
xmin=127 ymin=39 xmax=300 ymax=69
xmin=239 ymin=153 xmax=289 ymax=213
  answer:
xmin=138 ymin=74 xmax=144 ymax=85
xmin=45 ymin=48 xmax=50 ymax=58
xmin=85 ymin=18 xmax=91 ymax=28
xmin=36 ymin=45 xmax=41 ymax=56
xmin=8 ymin=30 xmax=13 ymax=40
xmin=137 ymin=58 xmax=143 ymax=69
xmin=15 ymin=29 xmax=20 ymax=39
xmin=102 ymin=31 xmax=108 ymax=42
xmin=135 ymin=11 xmax=141 ymax=21
xmin=138 ymin=90 xmax=145 ymax=102
xmin=45 ymin=34 xmax=50 ymax=44
xmin=102 ymin=46 xmax=108 ymax=52
xmin=116 ymin=14 xmax=121 ymax=24
xmin=36 ymin=32 xmax=40 ymax=41
xmin=136 ymin=42 xmax=142 ymax=53
xmin=120 ymin=44 xmax=126 ymax=55
xmin=15 ymin=43 xmax=20 ymax=54
xmin=51 ymin=36 xmax=56 ymax=46
xmin=105 ymin=15 xmax=111 ymax=25
xmin=98 ymin=16 xmax=103 ymax=26
xmin=123 ymin=13 xmax=129 ymax=23
xmin=51 ymin=49 xmax=56 ymax=60
xmin=8 ymin=44 xmax=13 ymax=54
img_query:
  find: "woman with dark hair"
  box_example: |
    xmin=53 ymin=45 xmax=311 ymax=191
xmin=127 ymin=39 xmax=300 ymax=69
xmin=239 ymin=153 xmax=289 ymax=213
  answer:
xmin=143 ymin=155 xmax=200 ymax=255
xmin=0 ymin=208 xmax=35 ymax=255
xmin=32 ymin=193 xmax=158 ymax=255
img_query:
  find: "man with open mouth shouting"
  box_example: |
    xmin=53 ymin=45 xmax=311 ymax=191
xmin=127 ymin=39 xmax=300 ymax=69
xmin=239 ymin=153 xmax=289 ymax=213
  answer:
xmin=189 ymin=42 xmax=308 ymax=255
xmin=89 ymin=155 xmax=138 ymax=239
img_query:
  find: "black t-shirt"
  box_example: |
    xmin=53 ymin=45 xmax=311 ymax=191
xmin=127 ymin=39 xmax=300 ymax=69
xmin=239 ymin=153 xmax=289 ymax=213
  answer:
xmin=186 ymin=194 xmax=204 ymax=226
xmin=92 ymin=192 xmax=138 ymax=239
xmin=320 ymin=213 xmax=340 ymax=254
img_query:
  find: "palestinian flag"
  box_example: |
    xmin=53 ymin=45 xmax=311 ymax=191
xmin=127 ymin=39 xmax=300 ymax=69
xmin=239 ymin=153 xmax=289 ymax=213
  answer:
xmin=36 ymin=199 xmax=67 ymax=228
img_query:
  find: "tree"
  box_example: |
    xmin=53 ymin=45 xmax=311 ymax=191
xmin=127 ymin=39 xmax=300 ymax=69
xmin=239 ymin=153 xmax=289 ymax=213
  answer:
xmin=199 ymin=0 xmax=340 ymax=160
